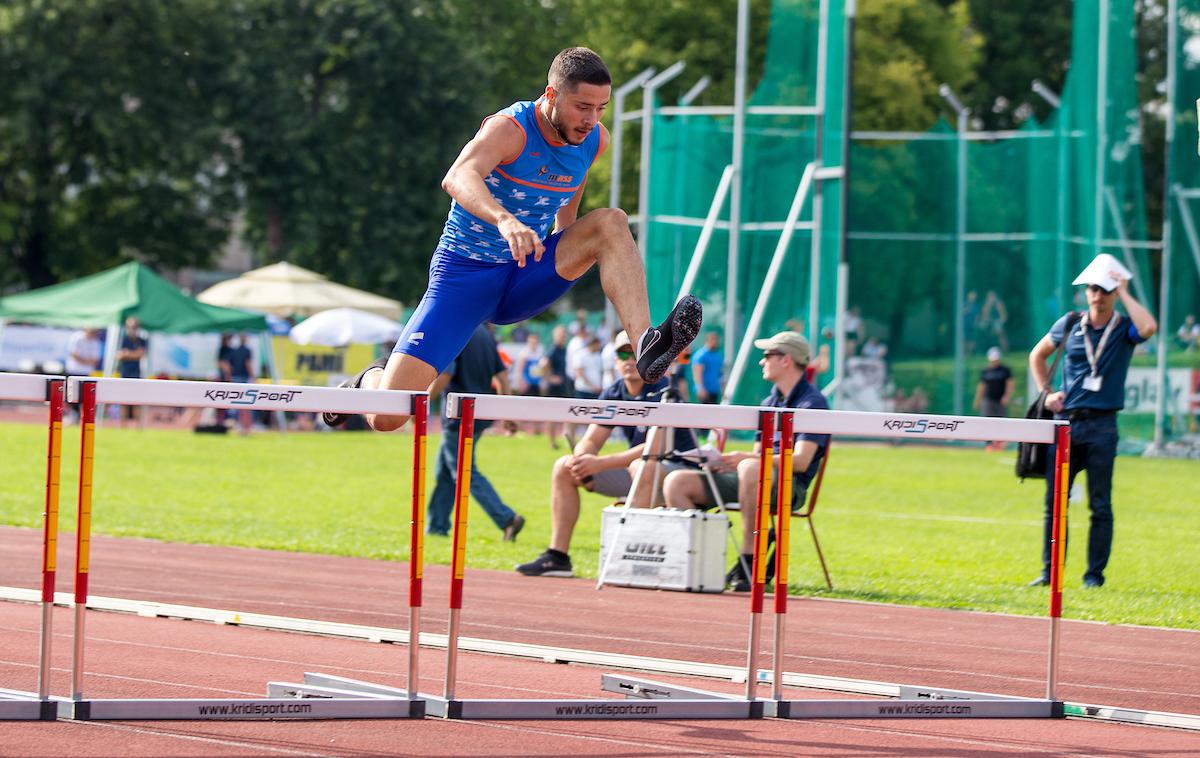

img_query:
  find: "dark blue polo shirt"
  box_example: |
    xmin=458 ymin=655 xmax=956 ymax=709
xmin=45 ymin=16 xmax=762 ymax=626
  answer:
xmin=443 ymin=325 xmax=506 ymax=432
xmin=1048 ymin=312 xmax=1145 ymax=411
xmin=760 ymin=379 xmax=830 ymax=491
xmin=596 ymin=378 xmax=698 ymax=451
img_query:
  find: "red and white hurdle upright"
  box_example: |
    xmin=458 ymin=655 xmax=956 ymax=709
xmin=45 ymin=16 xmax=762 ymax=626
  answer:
xmin=0 ymin=372 xmax=64 ymax=721
xmin=58 ymin=376 xmax=428 ymax=721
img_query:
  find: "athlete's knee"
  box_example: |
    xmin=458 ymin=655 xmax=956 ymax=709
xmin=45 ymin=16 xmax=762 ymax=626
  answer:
xmin=584 ymin=207 xmax=630 ymax=238
xmin=369 ymin=413 xmax=412 ymax=433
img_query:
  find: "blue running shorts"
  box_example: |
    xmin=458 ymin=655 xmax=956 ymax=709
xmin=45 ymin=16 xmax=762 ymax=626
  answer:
xmin=393 ymin=231 xmax=576 ymax=373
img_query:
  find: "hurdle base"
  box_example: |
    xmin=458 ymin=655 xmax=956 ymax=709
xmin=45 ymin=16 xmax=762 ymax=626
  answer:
xmin=0 ymin=689 xmax=57 ymax=721
xmin=267 ymin=672 xmax=415 ymax=701
xmin=600 ymin=673 xmax=743 ymax=701
xmin=765 ymin=698 xmax=1061 ymax=719
xmin=421 ymin=692 xmax=760 ymax=720
xmin=61 ymin=695 xmax=422 ymax=721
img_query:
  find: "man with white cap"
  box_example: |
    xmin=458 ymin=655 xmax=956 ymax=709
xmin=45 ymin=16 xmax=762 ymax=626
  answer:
xmin=515 ymin=330 xmax=697 ymax=577
xmin=662 ymin=330 xmax=829 ymax=592
xmin=973 ymin=346 xmax=1013 ymax=451
xmin=1027 ymin=253 xmax=1156 ymax=588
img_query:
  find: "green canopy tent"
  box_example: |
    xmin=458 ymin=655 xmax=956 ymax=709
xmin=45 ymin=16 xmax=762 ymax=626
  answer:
xmin=0 ymin=261 xmax=266 ymax=334
xmin=0 ymin=262 xmax=272 ymax=391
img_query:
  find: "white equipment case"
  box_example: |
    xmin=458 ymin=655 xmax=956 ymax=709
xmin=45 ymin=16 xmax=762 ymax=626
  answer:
xmin=598 ymin=507 xmax=727 ymax=593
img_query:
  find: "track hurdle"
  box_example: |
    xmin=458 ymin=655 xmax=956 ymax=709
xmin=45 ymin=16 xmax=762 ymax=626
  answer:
xmin=418 ymin=393 xmax=813 ymax=719
xmin=601 ymin=405 xmax=1070 ymax=720
xmin=0 ymin=372 xmax=64 ymax=721
xmin=60 ymin=376 xmax=427 ymax=721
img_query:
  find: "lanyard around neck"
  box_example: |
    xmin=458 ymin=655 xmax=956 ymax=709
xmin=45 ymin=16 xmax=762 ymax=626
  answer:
xmin=1080 ymin=311 xmax=1120 ymax=378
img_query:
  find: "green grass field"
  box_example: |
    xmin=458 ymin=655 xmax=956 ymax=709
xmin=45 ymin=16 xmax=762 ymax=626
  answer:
xmin=0 ymin=421 xmax=1195 ymax=629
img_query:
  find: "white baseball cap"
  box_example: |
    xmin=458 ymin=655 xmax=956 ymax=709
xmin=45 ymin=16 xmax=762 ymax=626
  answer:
xmin=1073 ymin=253 xmax=1133 ymax=292
xmin=986 ymin=347 xmax=1002 ymax=361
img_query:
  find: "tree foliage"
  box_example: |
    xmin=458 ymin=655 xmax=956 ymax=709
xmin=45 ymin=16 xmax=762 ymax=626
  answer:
xmin=0 ymin=0 xmax=240 ymax=290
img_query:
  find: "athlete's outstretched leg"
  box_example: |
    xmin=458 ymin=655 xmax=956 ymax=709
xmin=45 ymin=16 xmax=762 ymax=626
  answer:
xmin=554 ymin=208 xmax=701 ymax=383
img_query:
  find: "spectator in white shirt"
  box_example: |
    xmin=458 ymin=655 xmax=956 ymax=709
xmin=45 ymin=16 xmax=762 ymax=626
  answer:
xmin=572 ymin=334 xmax=605 ymax=399
xmin=66 ymin=328 xmax=103 ymax=377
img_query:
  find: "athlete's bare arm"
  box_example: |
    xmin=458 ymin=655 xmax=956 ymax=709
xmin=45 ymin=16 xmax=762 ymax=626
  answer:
xmin=441 ymin=117 xmax=545 ymax=267
xmin=554 ymin=124 xmax=609 ymax=232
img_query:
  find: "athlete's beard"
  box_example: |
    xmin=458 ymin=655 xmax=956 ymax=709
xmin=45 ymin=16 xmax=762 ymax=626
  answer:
xmin=545 ymin=105 xmax=576 ymax=145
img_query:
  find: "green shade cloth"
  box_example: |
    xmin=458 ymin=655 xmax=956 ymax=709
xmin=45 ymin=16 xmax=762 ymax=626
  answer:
xmin=0 ymin=262 xmax=267 ymax=334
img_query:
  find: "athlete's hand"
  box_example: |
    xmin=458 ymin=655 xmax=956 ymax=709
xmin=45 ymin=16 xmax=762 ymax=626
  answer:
xmin=497 ymin=215 xmax=545 ymax=267
xmin=1045 ymin=391 xmax=1065 ymax=413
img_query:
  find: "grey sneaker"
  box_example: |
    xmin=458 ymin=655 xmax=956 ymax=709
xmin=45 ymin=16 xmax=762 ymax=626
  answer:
xmin=502 ymin=514 xmax=525 ymax=542
xmin=322 ymin=357 xmax=388 ymax=427
xmin=636 ymin=295 xmax=703 ymax=384
xmin=515 ymin=549 xmax=573 ymax=577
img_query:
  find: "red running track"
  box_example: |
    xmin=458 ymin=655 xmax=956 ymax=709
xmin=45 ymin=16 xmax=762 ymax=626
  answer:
xmin=0 ymin=526 xmax=1197 ymax=756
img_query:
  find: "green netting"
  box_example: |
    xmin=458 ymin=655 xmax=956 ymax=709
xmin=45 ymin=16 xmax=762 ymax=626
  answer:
xmin=1165 ymin=1 xmax=1200 ymax=441
xmin=847 ymin=0 xmax=1155 ymax=436
xmin=644 ymin=0 xmax=845 ymax=407
xmin=641 ymin=0 xmax=1186 ymax=448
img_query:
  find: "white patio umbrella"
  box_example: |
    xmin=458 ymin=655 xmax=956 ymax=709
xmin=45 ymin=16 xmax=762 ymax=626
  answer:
xmin=289 ymin=307 xmax=403 ymax=347
xmin=198 ymin=262 xmax=402 ymax=320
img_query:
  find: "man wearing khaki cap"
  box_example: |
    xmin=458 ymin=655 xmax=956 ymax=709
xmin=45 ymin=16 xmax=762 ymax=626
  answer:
xmin=662 ymin=330 xmax=829 ymax=591
xmin=1027 ymin=253 xmax=1156 ymax=588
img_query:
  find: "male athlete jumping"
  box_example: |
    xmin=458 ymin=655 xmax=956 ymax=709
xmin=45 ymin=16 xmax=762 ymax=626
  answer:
xmin=326 ymin=47 xmax=701 ymax=430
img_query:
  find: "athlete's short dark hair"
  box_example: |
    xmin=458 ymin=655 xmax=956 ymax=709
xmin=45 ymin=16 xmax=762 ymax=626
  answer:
xmin=548 ymin=47 xmax=611 ymax=91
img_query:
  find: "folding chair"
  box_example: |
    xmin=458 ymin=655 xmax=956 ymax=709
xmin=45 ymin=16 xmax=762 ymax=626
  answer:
xmin=780 ymin=442 xmax=833 ymax=589
xmin=726 ymin=441 xmax=834 ymax=590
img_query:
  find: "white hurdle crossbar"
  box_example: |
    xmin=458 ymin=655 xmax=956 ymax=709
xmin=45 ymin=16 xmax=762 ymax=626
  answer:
xmin=439 ymin=392 xmax=1071 ymax=721
xmin=0 ymin=372 xmax=64 ymax=721
xmin=59 ymin=377 xmax=428 ymax=721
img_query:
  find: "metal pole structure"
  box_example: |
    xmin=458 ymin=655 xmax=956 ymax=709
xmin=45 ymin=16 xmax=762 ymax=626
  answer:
xmin=1032 ymin=80 xmax=1068 ymax=314
xmin=1154 ymin=0 xmax=1178 ymax=450
xmin=610 ymin=67 xmax=656 ymax=212
xmin=677 ymin=165 xmax=735 ymax=302
xmin=807 ymin=0 xmax=830 ymax=346
xmin=1094 ymin=0 xmax=1110 ymax=252
xmin=727 ymin=0 xmax=750 ymax=368
xmin=680 ymin=76 xmax=711 ymax=107
xmin=831 ymin=261 xmax=848 ymax=402
xmin=638 ymin=62 xmax=686 ymax=261
xmin=940 ymin=84 xmax=969 ymax=416
xmin=835 ymin=0 xmax=857 ymax=402
xmin=607 ymin=67 xmax=655 ymax=335
xmin=724 ymin=163 xmax=817 ymax=403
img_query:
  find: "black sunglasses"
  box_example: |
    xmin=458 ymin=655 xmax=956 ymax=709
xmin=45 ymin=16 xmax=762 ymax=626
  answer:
xmin=615 ymin=348 xmax=635 ymax=360
xmin=762 ymin=350 xmax=785 ymax=360
xmin=1086 ymin=284 xmax=1114 ymax=295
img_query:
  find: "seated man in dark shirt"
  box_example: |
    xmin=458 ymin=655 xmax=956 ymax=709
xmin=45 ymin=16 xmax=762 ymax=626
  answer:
xmin=515 ymin=330 xmax=697 ymax=578
xmin=662 ymin=330 xmax=829 ymax=591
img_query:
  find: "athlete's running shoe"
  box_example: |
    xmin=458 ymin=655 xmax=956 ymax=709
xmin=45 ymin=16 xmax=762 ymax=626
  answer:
xmin=322 ymin=357 xmax=388 ymax=428
xmin=636 ymin=295 xmax=702 ymax=384
xmin=515 ymin=549 xmax=574 ymax=577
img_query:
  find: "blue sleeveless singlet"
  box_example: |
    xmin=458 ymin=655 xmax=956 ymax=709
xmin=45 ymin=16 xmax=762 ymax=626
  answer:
xmin=438 ymin=99 xmax=602 ymax=263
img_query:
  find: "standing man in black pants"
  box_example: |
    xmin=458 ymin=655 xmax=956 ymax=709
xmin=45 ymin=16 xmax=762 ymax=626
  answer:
xmin=427 ymin=324 xmax=525 ymax=541
xmin=1027 ymin=254 xmax=1156 ymax=588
